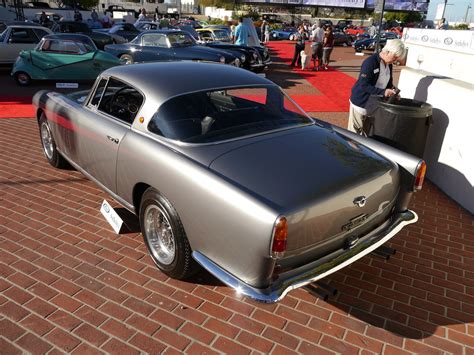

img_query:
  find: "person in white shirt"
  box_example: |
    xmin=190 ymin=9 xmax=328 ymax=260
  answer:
xmin=310 ymin=22 xmax=324 ymax=70
xmin=102 ymin=12 xmax=113 ymax=28
xmin=264 ymin=21 xmax=270 ymax=43
xmin=368 ymin=24 xmax=377 ymax=38
xmin=135 ymin=8 xmax=147 ymax=27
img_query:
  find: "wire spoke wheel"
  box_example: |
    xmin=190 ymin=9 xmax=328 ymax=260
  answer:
xmin=40 ymin=122 xmax=54 ymax=160
xmin=139 ymin=188 xmax=198 ymax=279
xmin=144 ymin=204 xmax=176 ymax=265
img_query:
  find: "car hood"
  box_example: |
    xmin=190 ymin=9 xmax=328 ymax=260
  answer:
xmin=207 ymin=126 xmax=395 ymax=211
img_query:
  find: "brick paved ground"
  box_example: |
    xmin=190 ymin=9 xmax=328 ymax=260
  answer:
xmin=1 ymin=47 xmax=474 ymax=354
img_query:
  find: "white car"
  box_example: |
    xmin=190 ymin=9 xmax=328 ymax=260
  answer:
xmin=0 ymin=24 xmax=52 ymax=64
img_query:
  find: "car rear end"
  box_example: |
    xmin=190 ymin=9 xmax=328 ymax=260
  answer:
xmin=196 ymin=126 xmax=424 ymax=302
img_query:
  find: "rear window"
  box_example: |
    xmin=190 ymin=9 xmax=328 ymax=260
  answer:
xmin=148 ymin=86 xmax=313 ymax=143
xmin=39 ymin=38 xmax=95 ymax=54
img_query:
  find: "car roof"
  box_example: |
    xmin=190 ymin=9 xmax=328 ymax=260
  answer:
xmin=43 ymin=33 xmax=92 ymax=41
xmin=7 ymin=22 xmax=48 ymax=28
xmin=139 ymin=29 xmax=183 ymax=34
xmin=103 ymin=62 xmax=275 ymax=107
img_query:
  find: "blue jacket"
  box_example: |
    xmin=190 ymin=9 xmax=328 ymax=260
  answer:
xmin=350 ymin=53 xmax=393 ymax=108
xmin=234 ymin=23 xmax=249 ymax=46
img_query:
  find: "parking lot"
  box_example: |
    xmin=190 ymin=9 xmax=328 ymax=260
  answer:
xmin=1 ymin=45 xmax=473 ymax=354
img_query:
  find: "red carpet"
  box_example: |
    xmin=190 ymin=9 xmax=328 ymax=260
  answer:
xmin=266 ymin=41 xmax=356 ymax=112
xmin=0 ymin=43 xmax=355 ymax=118
xmin=0 ymin=96 xmax=35 ymax=118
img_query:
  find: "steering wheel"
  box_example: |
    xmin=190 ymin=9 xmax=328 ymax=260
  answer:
xmin=109 ymin=87 xmax=131 ymax=115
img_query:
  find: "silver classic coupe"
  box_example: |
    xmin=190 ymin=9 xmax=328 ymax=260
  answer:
xmin=33 ymin=62 xmax=426 ymax=303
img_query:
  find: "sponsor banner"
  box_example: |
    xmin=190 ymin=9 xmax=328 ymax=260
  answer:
xmin=366 ymin=0 xmax=429 ymax=12
xmin=404 ymin=28 xmax=474 ymax=55
xmin=247 ymin=0 xmax=365 ymax=7
xmin=302 ymin=0 xmax=365 ymax=7
xmin=435 ymin=3 xmax=445 ymax=20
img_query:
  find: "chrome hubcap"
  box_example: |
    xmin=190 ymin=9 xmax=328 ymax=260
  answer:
xmin=17 ymin=73 xmax=29 ymax=85
xmin=41 ymin=122 xmax=54 ymax=160
xmin=144 ymin=205 xmax=175 ymax=265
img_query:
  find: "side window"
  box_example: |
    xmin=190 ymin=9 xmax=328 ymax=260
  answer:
xmin=200 ymin=31 xmax=212 ymax=40
xmin=9 ymin=28 xmax=39 ymax=44
xmin=89 ymin=78 xmax=108 ymax=107
xmin=97 ymin=78 xmax=144 ymax=124
xmin=142 ymin=34 xmax=167 ymax=47
xmin=33 ymin=28 xmax=49 ymax=40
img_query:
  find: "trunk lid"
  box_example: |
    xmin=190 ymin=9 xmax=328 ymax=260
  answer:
xmin=209 ymin=126 xmax=399 ymax=254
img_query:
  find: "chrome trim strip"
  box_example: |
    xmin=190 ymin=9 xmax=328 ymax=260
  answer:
xmin=193 ymin=210 xmax=418 ymax=303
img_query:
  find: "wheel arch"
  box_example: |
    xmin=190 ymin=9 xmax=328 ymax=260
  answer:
xmin=36 ymin=108 xmax=45 ymax=123
xmin=132 ymin=182 xmax=151 ymax=215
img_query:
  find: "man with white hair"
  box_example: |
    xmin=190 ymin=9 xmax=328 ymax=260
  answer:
xmin=348 ymin=39 xmax=406 ymax=135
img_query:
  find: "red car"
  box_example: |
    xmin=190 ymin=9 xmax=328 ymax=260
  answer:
xmin=345 ymin=26 xmax=368 ymax=36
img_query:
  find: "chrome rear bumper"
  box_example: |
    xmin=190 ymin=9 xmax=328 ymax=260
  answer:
xmin=193 ymin=210 xmax=417 ymax=303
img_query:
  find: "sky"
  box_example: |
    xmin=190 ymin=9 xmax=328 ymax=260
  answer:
xmin=426 ymin=0 xmax=472 ymax=22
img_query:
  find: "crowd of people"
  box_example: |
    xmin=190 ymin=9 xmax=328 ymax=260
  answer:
xmin=38 ymin=9 xmax=115 ymax=29
xmin=290 ymin=21 xmax=336 ymax=71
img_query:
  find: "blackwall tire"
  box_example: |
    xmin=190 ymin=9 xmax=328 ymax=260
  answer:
xmin=140 ymin=188 xmax=198 ymax=279
xmin=15 ymin=72 xmax=31 ymax=86
xmin=38 ymin=113 xmax=68 ymax=168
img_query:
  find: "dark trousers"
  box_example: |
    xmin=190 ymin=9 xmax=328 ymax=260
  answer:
xmin=291 ymin=43 xmax=305 ymax=66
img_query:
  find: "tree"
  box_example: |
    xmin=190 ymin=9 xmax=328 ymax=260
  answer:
xmin=384 ymin=11 xmax=423 ymax=24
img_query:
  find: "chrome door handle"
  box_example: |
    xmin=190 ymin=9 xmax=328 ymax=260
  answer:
xmin=107 ymin=135 xmax=119 ymax=144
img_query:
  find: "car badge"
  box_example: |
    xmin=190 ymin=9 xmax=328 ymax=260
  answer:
xmin=342 ymin=213 xmax=369 ymax=232
xmin=353 ymin=196 xmax=367 ymax=207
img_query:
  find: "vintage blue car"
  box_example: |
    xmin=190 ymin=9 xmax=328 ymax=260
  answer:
xmin=11 ymin=34 xmax=120 ymax=86
xmin=104 ymin=30 xmax=241 ymax=66
xmin=270 ymin=27 xmax=297 ymax=41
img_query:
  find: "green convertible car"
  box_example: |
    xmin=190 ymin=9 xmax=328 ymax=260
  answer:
xmin=11 ymin=34 xmax=121 ymax=86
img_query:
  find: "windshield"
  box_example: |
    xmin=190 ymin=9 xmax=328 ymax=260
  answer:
xmin=0 ymin=29 xmax=6 ymax=42
xmin=148 ymin=86 xmax=313 ymax=143
xmin=167 ymin=32 xmax=195 ymax=47
xmin=213 ymin=30 xmax=230 ymax=40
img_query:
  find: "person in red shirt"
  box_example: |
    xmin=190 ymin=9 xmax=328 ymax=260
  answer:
xmin=322 ymin=25 xmax=335 ymax=70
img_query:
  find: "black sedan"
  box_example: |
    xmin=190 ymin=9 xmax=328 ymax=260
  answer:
xmin=104 ymin=30 xmax=242 ymax=66
xmin=51 ymin=21 xmax=114 ymax=49
xmin=333 ymin=31 xmax=352 ymax=46
xmin=204 ymin=42 xmax=272 ymax=72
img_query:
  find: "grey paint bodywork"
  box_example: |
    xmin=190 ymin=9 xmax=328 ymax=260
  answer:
xmin=33 ymin=62 xmax=422 ymax=302
xmin=0 ymin=25 xmax=52 ymax=63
